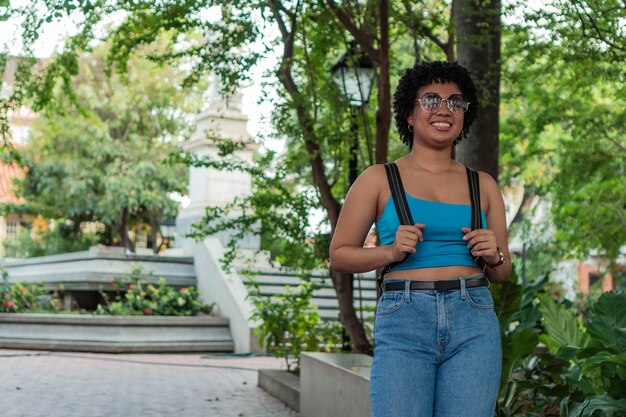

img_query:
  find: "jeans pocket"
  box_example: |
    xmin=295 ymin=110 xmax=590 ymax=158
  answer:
xmin=465 ymin=287 xmax=494 ymax=310
xmin=375 ymin=292 xmax=405 ymax=316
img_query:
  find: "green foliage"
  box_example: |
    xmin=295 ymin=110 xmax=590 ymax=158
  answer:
xmin=0 ymin=269 xmax=47 ymax=312
xmin=3 ymin=225 xmax=98 ymax=258
xmin=0 ymin=0 xmax=9 ymax=22
xmin=248 ymin=278 xmax=334 ymax=372
xmin=183 ymin=147 xmax=323 ymax=272
xmin=500 ymin=1 xmax=626 ymax=265
xmin=493 ymin=272 xmax=626 ymax=416
xmin=15 ymin=35 xmax=200 ymax=251
xmin=96 ymin=266 xmax=213 ymax=316
xmin=539 ymin=292 xmax=626 ymax=416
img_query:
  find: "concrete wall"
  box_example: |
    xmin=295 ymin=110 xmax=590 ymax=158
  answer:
xmin=189 ymin=237 xmax=261 ymax=354
xmin=301 ymin=352 xmax=372 ymax=417
xmin=0 ymin=246 xmax=196 ymax=291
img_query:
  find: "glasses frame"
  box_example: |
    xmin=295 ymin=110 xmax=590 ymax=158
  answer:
xmin=416 ymin=93 xmax=470 ymax=114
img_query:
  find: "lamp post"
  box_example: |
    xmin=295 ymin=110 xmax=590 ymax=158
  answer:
xmin=331 ymin=41 xmax=376 ymax=186
xmin=331 ymin=42 xmax=376 ymax=351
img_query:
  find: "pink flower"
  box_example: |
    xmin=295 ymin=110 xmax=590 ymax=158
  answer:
xmin=108 ymin=278 xmax=115 ymax=285
xmin=7 ymin=300 xmax=14 ymax=310
xmin=143 ymin=308 xmax=152 ymax=315
xmin=129 ymin=284 xmax=136 ymax=290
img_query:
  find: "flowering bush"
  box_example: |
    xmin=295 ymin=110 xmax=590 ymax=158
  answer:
xmin=96 ymin=266 xmax=213 ymax=316
xmin=0 ymin=269 xmax=47 ymax=312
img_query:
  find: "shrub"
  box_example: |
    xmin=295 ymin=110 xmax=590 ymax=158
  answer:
xmin=247 ymin=278 xmax=343 ymax=372
xmin=3 ymin=226 xmax=98 ymax=258
xmin=0 ymin=269 xmax=47 ymax=312
xmin=96 ymin=266 xmax=213 ymax=316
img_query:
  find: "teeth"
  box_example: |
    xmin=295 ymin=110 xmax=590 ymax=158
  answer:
xmin=432 ymin=122 xmax=451 ymax=127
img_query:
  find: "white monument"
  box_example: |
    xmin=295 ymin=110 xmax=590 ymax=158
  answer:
xmin=175 ymin=74 xmax=260 ymax=251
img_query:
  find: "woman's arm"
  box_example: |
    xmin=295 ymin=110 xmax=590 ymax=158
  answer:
xmin=462 ymin=172 xmax=513 ymax=283
xmin=329 ymin=165 xmax=423 ymax=273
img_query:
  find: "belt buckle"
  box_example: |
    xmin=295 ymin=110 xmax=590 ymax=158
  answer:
xmin=434 ymin=280 xmax=449 ymax=292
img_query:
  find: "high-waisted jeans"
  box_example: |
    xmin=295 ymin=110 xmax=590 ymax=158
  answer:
xmin=370 ymin=274 xmax=502 ymax=417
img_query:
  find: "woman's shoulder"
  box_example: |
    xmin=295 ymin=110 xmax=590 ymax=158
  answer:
xmin=350 ymin=164 xmax=388 ymax=196
xmin=475 ymin=170 xmax=499 ymax=192
xmin=357 ymin=163 xmax=388 ymax=182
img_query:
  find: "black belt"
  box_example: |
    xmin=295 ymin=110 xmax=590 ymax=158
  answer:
xmin=383 ymin=277 xmax=488 ymax=292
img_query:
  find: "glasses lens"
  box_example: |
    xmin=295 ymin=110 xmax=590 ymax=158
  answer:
xmin=419 ymin=93 xmax=442 ymax=112
xmin=447 ymin=94 xmax=469 ymax=113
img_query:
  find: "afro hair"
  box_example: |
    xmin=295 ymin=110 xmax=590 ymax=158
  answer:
xmin=393 ymin=61 xmax=479 ymax=149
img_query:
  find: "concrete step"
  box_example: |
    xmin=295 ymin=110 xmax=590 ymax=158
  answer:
xmin=0 ymin=313 xmax=234 ymax=353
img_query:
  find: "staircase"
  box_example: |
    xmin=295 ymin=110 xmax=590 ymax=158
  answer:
xmin=240 ymin=267 xmax=378 ymax=321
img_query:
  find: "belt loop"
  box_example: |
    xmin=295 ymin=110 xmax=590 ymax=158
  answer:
xmin=404 ymin=279 xmax=411 ymax=301
xmin=460 ymin=277 xmax=467 ymax=299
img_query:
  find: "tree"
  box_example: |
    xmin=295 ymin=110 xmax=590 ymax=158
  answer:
xmin=453 ymin=0 xmax=502 ymax=180
xmin=499 ymin=0 xmax=626 ymax=272
xmin=17 ymin=37 xmax=202 ymax=252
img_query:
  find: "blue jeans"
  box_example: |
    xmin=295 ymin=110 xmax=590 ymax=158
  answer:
xmin=370 ymin=274 xmax=502 ymax=417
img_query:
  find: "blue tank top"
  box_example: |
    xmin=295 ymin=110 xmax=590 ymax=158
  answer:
xmin=376 ymin=194 xmax=487 ymax=271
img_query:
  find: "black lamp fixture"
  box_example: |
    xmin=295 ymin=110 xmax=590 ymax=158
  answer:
xmin=331 ymin=41 xmax=376 ymax=107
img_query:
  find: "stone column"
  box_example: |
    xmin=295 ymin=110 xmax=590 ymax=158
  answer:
xmin=175 ymin=75 xmax=260 ymax=251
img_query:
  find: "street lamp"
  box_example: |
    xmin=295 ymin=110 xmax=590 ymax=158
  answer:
xmin=331 ymin=42 xmax=376 ymax=351
xmin=331 ymin=41 xmax=376 ymax=186
xmin=331 ymin=41 xmax=376 ymax=108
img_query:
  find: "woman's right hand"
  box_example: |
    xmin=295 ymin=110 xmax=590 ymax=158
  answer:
xmin=388 ymin=223 xmax=426 ymax=262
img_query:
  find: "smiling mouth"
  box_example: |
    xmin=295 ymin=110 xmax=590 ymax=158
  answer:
xmin=431 ymin=121 xmax=452 ymax=128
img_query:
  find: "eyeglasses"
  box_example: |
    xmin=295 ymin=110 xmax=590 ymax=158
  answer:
xmin=417 ymin=93 xmax=470 ymax=114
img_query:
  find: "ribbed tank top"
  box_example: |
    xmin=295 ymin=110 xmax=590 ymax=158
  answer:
xmin=376 ymin=194 xmax=487 ymax=271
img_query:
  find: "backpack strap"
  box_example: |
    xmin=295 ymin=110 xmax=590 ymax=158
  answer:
xmin=466 ymin=167 xmax=486 ymax=270
xmin=385 ymin=163 xmax=414 ymax=226
xmin=377 ymin=163 xmax=413 ymax=291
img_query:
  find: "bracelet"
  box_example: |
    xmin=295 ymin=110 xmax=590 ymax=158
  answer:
xmin=485 ymin=246 xmax=505 ymax=268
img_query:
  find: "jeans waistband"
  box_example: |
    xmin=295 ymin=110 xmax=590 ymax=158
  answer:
xmin=382 ymin=274 xmax=488 ymax=293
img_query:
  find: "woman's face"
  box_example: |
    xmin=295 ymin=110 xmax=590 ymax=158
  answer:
xmin=407 ymin=81 xmax=465 ymax=148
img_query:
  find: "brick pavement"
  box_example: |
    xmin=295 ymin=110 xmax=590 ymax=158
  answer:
xmin=0 ymin=349 xmax=298 ymax=417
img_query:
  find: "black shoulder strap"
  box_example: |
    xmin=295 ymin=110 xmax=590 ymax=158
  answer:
xmin=466 ymin=167 xmax=486 ymax=269
xmin=379 ymin=163 xmax=413 ymax=280
xmin=384 ymin=163 xmax=414 ymax=226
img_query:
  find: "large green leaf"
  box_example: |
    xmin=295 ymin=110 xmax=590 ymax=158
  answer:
xmin=562 ymin=394 xmax=626 ymax=417
xmin=538 ymin=294 xmax=589 ymax=354
xmin=492 ymin=278 xmax=522 ymax=329
xmin=499 ymin=327 xmax=539 ymax=395
xmin=587 ymin=291 xmax=626 ymax=351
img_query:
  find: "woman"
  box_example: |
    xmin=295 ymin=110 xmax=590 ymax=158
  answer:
xmin=329 ymin=61 xmax=512 ymax=417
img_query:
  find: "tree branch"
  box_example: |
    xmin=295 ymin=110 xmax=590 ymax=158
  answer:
xmin=325 ymin=0 xmax=380 ymax=64
xmin=267 ymin=0 xmax=341 ymax=226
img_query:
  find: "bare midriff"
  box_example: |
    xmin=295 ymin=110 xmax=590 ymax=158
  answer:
xmin=384 ymin=265 xmax=483 ymax=281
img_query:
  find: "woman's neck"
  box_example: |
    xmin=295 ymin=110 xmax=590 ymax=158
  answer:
xmin=408 ymin=144 xmax=454 ymax=174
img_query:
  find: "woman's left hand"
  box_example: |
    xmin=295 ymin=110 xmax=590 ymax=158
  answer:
xmin=461 ymin=227 xmax=499 ymax=264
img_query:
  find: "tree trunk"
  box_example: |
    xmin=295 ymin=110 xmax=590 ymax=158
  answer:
xmin=375 ymin=0 xmax=391 ymax=164
xmin=148 ymin=208 xmax=163 ymax=254
xmin=331 ymin=269 xmax=372 ymax=354
xmin=117 ymin=207 xmax=135 ymax=253
xmin=453 ymin=0 xmax=501 ymax=181
xmin=269 ymin=2 xmax=372 ymax=353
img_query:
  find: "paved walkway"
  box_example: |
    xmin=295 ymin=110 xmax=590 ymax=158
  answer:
xmin=0 ymin=349 xmax=298 ymax=417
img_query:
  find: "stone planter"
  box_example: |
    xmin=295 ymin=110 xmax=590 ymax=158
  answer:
xmin=300 ymin=352 xmax=372 ymax=417
xmin=258 ymin=369 xmax=300 ymax=412
xmin=0 ymin=313 xmax=234 ymax=353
